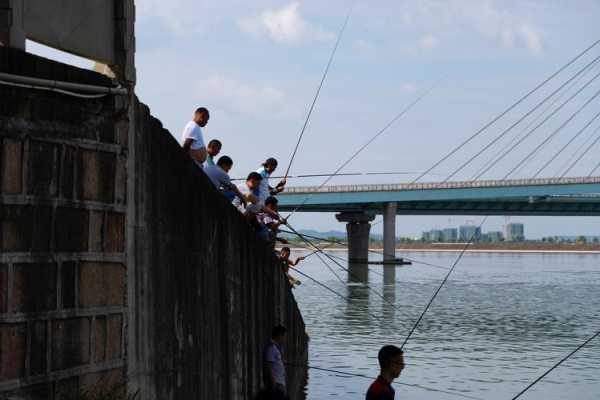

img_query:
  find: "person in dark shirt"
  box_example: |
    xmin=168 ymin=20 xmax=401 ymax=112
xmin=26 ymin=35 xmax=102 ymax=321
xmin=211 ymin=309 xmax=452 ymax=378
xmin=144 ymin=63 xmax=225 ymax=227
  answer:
xmin=366 ymin=345 xmax=405 ymax=400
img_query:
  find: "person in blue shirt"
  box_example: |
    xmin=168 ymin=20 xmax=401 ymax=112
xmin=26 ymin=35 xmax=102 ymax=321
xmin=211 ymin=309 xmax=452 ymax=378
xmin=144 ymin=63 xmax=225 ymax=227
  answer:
xmin=366 ymin=345 xmax=405 ymax=400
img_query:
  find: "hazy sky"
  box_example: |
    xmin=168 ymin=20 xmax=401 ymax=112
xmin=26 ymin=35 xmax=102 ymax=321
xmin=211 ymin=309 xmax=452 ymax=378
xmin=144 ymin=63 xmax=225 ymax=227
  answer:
xmin=27 ymin=0 xmax=600 ymax=238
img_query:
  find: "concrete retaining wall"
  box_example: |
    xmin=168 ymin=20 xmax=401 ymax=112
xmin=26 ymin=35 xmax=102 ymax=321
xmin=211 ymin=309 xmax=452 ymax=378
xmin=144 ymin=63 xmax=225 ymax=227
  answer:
xmin=0 ymin=47 xmax=308 ymax=399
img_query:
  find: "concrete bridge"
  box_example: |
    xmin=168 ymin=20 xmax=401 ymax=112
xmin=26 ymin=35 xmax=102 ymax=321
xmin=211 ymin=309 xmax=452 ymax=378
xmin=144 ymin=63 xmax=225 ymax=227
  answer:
xmin=278 ymin=176 xmax=600 ymax=262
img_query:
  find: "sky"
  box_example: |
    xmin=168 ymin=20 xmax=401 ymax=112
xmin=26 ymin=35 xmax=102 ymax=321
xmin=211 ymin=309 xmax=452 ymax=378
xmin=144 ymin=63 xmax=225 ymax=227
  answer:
xmin=26 ymin=0 xmax=600 ymax=239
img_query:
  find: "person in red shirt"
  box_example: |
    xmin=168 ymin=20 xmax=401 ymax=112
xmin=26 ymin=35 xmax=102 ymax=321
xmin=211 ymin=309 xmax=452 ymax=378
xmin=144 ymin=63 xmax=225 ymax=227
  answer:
xmin=366 ymin=345 xmax=405 ymax=400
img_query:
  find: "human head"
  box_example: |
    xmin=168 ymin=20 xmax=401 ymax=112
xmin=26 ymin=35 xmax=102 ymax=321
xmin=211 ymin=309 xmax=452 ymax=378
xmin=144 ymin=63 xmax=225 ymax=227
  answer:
xmin=262 ymin=158 xmax=278 ymax=174
xmin=280 ymin=247 xmax=291 ymax=259
xmin=207 ymin=139 xmax=222 ymax=156
xmin=246 ymin=172 xmax=263 ymax=190
xmin=264 ymin=196 xmax=278 ymax=212
xmin=271 ymin=325 xmax=287 ymax=345
xmin=378 ymin=345 xmax=404 ymax=379
xmin=217 ymin=155 xmax=233 ymax=173
xmin=193 ymin=107 xmax=210 ymax=127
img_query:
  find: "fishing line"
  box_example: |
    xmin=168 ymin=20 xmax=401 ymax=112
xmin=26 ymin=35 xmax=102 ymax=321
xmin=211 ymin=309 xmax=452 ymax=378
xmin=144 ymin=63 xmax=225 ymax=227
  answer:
xmin=412 ymin=39 xmax=600 ymax=184
xmin=231 ymin=171 xmax=446 ymax=182
xmin=509 ymin=328 xmax=600 ymax=400
xmin=286 ymin=79 xmax=441 ymax=218
xmin=284 ymin=2 xmax=355 ymax=179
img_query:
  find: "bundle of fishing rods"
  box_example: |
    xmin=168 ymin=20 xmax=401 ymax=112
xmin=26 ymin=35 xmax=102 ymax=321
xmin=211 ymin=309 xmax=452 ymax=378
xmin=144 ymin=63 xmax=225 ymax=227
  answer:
xmin=269 ymin=5 xmax=600 ymax=398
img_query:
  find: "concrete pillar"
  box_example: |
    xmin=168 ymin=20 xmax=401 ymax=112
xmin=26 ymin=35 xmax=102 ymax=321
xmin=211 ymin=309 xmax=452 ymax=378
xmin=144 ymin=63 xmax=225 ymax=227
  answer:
xmin=0 ymin=0 xmax=26 ymax=49
xmin=383 ymin=202 xmax=397 ymax=263
xmin=336 ymin=212 xmax=375 ymax=263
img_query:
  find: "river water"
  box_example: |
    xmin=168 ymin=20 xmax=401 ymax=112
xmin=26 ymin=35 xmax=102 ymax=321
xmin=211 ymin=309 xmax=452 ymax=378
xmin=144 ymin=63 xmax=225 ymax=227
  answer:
xmin=291 ymin=251 xmax=600 ymax=400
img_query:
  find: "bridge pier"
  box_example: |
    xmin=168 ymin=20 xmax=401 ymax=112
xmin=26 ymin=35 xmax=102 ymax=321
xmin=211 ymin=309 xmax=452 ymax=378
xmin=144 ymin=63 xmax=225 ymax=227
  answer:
xmin=383 ymin=202 xmax=397 ymax=263
xmin=336 ymin=212 xmax=375 ymax=263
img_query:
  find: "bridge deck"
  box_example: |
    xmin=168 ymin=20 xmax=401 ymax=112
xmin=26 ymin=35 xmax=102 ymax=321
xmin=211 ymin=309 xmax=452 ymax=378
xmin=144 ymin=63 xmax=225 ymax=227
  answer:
xmin=277 ymin=177 xmax=600 ymax=216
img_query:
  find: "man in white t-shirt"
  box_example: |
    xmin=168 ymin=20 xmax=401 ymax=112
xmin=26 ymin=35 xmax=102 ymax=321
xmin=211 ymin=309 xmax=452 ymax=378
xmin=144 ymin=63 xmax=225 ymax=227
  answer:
xmin=181 ymin=107 xmax=210 ymax=168
xmin=256 ymin=158 xmax=286 ymax=203
xmin=263 ymin=325 xmax=288 ymax=396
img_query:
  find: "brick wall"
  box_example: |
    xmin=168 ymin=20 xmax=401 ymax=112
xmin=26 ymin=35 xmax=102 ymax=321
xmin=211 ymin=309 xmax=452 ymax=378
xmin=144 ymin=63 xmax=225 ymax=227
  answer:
xmin=0 ymin=47 xmax=128 ymax=398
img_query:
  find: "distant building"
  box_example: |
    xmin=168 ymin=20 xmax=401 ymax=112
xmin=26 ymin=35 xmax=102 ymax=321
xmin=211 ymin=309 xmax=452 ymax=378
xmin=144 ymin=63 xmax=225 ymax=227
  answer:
xmin=485 ymin=231 xmax=504 ymax=242
xmin=459 ymin=225 xmax=481 ymax=242
xmin=505 ymin=223 xmax=525 ymax=241
xmin=442 ymin=228 xmax=458 ymax=242
xmin=430 ymin=229 xmax=442 ymax=242
xmin=422 ymin=231 xmax=431 ymax=241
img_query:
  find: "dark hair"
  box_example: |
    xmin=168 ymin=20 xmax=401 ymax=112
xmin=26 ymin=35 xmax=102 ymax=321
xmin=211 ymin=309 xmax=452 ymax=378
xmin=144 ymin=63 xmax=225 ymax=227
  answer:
xmin=195 ymin=107 xmax=210 ymax=119
xmin=217 ymin=155 xmax=233 ymax=168
xmin=262 ymin=157 xmax=278 ymax=167
xmin=378 ymin=345 xmax=403 ymax=369
xmin=208 ymin=139 xmax=222 ymax=148
xmin=281 ymin=247 xmax=291 ymax=253
xmin=247 ymin=172 xmax=263 ymax=181
xmin=265 ymin=196 xmax=278 ymax=207
xmin=271 ymin=325 xmax=287 ymax=339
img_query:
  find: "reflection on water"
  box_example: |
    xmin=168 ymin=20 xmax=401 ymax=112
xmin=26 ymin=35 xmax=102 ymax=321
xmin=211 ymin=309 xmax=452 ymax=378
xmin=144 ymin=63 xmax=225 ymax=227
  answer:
xmin=294 ymin=251 xmax=600 ymax=399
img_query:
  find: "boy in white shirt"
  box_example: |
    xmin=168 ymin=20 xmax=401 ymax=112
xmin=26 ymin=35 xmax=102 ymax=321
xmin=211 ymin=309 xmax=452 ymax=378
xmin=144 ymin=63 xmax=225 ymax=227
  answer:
xmin=181 ymin=107 xmax=210 ymax=168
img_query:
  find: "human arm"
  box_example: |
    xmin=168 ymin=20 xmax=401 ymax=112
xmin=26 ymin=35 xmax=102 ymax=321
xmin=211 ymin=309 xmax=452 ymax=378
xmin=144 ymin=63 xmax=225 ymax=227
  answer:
xmin=288 ymin=256 xmax=305 ymax=266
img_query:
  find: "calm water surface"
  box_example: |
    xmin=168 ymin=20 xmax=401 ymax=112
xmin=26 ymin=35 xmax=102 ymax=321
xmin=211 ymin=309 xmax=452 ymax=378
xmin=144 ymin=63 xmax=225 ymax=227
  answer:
xmin=291 ymin=251 xmax=600 ymax=400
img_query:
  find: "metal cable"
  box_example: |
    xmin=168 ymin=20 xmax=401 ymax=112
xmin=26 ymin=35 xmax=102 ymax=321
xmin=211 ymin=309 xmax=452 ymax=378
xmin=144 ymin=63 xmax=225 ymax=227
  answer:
xmin=558 ymin=124 xmax=600 ymax=177
xmin=411 ymin=39 xmax=600 ymax=184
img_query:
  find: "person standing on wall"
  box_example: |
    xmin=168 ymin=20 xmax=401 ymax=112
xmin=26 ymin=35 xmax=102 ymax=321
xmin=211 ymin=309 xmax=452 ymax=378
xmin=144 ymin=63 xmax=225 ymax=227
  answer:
xmin=366 ymin=345 xmax=405 ymax=400
xmin=263 ymin=325 xmax=289 ymax=399
xmin=257 ymin=158 xmax=287 ymax=202
xmin=181 ymin=107 xmax=210 ymax=168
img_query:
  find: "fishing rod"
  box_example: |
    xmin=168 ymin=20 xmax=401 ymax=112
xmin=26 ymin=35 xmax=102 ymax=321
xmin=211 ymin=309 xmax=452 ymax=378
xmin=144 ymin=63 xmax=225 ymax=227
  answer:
xmin=231 ymin=171 xmax=447 ymax=182
xmin=279 ymin=228 xmax=449 ymax=270
xmin=283 ymin=2 xmax=355 ymax=179
xmin=284 ymin=362 xmax=485 ymax=400
xmin=509 ymin=328 xmax=600 ymax=400
xmin=411 ymin=38 xmax=600 ymax=184
xmin=285 ymin=79 xmax=441 ymax=219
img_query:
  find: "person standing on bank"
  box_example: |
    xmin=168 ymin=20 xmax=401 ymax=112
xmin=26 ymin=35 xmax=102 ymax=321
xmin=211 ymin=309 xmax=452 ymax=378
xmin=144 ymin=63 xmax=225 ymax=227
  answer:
xmin=366 ymin=345 xmax=405 ymax=400
xmin=257 ymin=158 xmax=287 ymax=202
xmin=264 ymin=325 xmax=289 ymax=398
xmin=181 ymin=107 xmax=210 ymax=168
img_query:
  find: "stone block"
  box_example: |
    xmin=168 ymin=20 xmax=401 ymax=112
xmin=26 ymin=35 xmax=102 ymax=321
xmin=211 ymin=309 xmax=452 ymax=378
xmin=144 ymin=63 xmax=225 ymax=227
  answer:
xmin=0 ymin=264 xmax=7 ymax=313
xmin=93 ymin=316 xmax=107 ymax=363
xmin=0 ymin=323 xmax=26 ymax=381
xmin=13 ymin=263 xmax=57 ymax=313
xmin=54 ymin=207 xmax=89 ymax=252
xmin=1 ymin=139 xmax=23 ymax=194
xmin=104 ymin=212 xmax=125 ymax=253
xmin=60 ymin=145 xmax=77 ymax=199
xmin=61 ymin=262 xmax=76 ymax=310
xmin=115 ymin=120 xmax=129 ymax=147
xmin=78 ymin=263 xmax=125 ymax=308
xmin=88 ymin=211 xmax=105 ymax=252
xmin=0 ymin=205 xmax=52 ymax=252
xmin=29 ymin=321 xmax=47 ymax=376
xmin=26 ymin=140 xmax=58 ymax=196
xmin=114 ymin=155 xmax=127 ymax=205
xmin=78 ymin=150 xmax=116 ymax=203
xmin=51 ymin=318 xmax=91 ymax=371
xmin=80 ymin=368 xmax=123 ymax=392
xmin=106 ymin=314 xmax=122 ymax=360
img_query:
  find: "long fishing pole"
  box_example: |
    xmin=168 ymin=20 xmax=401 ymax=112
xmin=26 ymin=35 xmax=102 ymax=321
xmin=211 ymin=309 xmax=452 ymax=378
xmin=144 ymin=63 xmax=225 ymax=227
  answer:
xmin=412 ymin=39 xmax=600 ymax=184
xmin=286 ymin=79 xmax=441 ymax=218
xmin=284 ymin=2 xmax=355 ymax=179
xmin=284 ymin=362 xmax=485 ymax=400
xmin=509 ymin=328 xmax=600 ymax=400
xmin=231 ymin=171 xmax=446 ymax=182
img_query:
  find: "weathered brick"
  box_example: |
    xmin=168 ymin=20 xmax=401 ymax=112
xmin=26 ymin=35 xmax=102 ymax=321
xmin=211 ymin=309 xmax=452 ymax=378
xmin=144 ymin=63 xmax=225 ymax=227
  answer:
xmin=78 ymin=150 xmax=116 ymax=203
xmin=13 ymin=263 xmax=57 ymax=313
xmin=114 ymin=155 xmax=127 ymax=205
xmin=106 ymin=314 xmax=122 ymax=360
xmin=0 ymin=264 xmax=7 ymax=313
xmin=0 ymin=323 xmax=26 ymax=381
xmin=54 ymin=207 xmax=89 ymax=252
xmin=61 ymin=262 xmax=76 ymax=309
xmin=29 ymin=321 xmax=47 ymax=376
xmin=104 ymin=213 xmax=125 ymax=253
xmin=78 ymin=263 xmax=125 ymax=308
xmin=51 ymin=318 xmax=90 ymax=370
xmin=88 ymin=211 xmax=105 ymax=252
xmin=0 ymin=205 xmax=52 ymax=252
xmin=115 ymin=120 xmax=129 ymax=147
xmin=80 ymin=368 xmax=123 ymax=392
xmin=60 ymin=145 xmax=77 ymax=199
xmin=26 ymin=140 xmax=58 ymax=196
xmin=93 ymin=316 xmax=107 ymax=362
xmin=1 ymin=139 xmax=23 ymax=194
